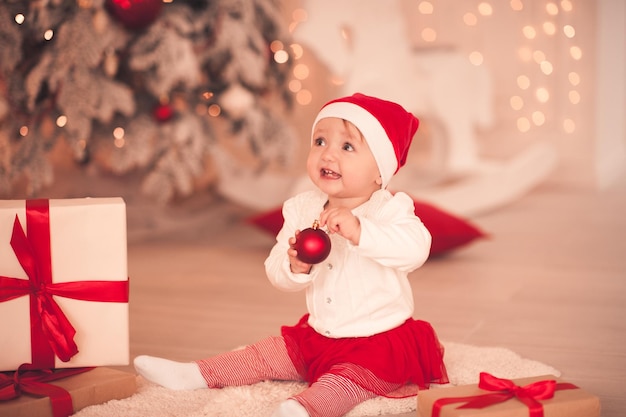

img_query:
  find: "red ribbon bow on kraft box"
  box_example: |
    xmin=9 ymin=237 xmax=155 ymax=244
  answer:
xmin=1 ymin=366 xmax=137 ymax=417
xmin=418 ymin=372 xmax=601 ymax=417
xmin=0 ymin=198 xmax=130 ymax=371
xmin=0 ymin=364 xmax=93 ymax=417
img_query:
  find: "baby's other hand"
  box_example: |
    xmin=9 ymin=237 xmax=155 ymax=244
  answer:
xmin=320 ymin=207 xmax=360 ymax=245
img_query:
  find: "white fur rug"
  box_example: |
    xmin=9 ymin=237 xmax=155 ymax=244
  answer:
xmin=73 ymin=342 xmax=560 ymax=417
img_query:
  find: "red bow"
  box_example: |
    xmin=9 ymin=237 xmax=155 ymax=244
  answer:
xmin=431 ymin=372 xmax=578 ymax=417
xmin=0 ymin=364 xmax=93 ymax=417
xmin=0 ymin=199 xmax=128 ymax=368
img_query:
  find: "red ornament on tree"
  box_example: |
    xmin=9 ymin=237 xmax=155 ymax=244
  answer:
xmin=153 ymin=103 xmax=174 ymax=123
xmin=105 ymin=0 xmax=163 ymax=30
xmin=294 ymin=220 xmax=331 ymax=264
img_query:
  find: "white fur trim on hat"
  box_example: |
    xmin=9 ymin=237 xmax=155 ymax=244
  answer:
xmin=312 ymin=101 xmax=397 ymax=189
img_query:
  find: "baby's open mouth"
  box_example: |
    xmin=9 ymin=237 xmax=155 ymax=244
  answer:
xmin=321 ymin=168 xmax=341 ymax=179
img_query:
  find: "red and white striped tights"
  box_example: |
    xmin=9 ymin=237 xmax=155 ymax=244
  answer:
xmin=195 ymin=336 xmax=377 ymax=417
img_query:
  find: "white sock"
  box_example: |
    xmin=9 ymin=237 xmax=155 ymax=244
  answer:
xmin=272 ymin=399 xmax=310 ymax=417
xmin=133 ymin=355 xmax=208 ymax=390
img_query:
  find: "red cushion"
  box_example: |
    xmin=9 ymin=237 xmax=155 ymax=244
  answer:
xmin=411 ymin=200 xmax=487 ymax=256
xmin=246 ymin=199 xmax=486 ymax=257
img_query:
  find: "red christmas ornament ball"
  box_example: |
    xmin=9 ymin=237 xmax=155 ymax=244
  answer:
xmin=153 ymin=103 xmax=174 ymax=123
xmin=105 ymin=0 xmax=163 ymax=30
xmin=294 ymin=220 xmax=331 ymax=264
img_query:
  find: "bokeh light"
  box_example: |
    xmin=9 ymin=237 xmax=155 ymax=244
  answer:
xmin=463 ymin=13 xmax=478 ymax=26
xmin=421 ymin=28 xmax=437 ymax=42
xmin=56 ymin=115 xmax=68 ymax=127
xmin=478 ymin=2 xmax=493 ymax=16
xmin=510 ymin=96 xmax=524 ymax=110
xmin=469 ymin=51 xmax=484 ymax=66
xmin=418 ymin=1 xmax=434 ymax=14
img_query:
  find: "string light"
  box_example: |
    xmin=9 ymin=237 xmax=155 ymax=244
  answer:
xmin=517 ymin=117 xmax=531 ymax=132
xmin=540 ymin=60 xmax=553 ymax=75
xmin=469 ymin=51 xmax=484 ymax=66
xmin=546 ymin=2 xmax=560 ymax=15
xmin=113 ymin=127 xmax=125 ymax=148
xmin=273 ymin=49 xmax=289 ymax=64
xmin=418 ymin=1 xmax=434 ymax=14
xmin=286 ymin=0 xmax=583 ymax=136
xmin=508 ymin=1 xmax=581 ymax=134
xmin=569 ymin=45 xmax=582 ymax=60
xmin=517 ymin=75 xmax=531 ymax=90
xmin=510 ymin=0 xmax=524 ymax=12
xmin=208 ymin=104 xmax=221 ymax=117
xmin=510 ymin=96 xmax=524 ymax=110
xmin=569 ymin=90 xmax=581 ymax=104
xmin=289 ymin=9 xmax=307 ymax=33
xmin=56 ymin=115 xmax=68 ymax=127
xmin=293 ymin=63 xmax=309 ymax=80
xmin=292 ymin=8 xmax=307 ymax=23
xmin=269 ymin=40 xmax=283 ymax=52
xmin=113 ymin=127 xmax=124 ymax=139
xmin=288 ymin=79 xmax=302 ymax=93
xmin=532 ymin=111 xmax=546 ymax=126
xmin=542 ymin=21 xmax=557 ymax=35
xmin=568 ymin=72 xmax=580 ymax=86
xmin=560 ymin=0 xmax=573 ymax=12
xmin=421 ymin=28 xmax=437 ymax=42
xmin=518 ymin=46 xmax=533 ymax=62
xmin=563 ymin=118 xmax=576 ymax=133
xmin=477 ymin=2 xmax=493 ymax=16
xmin=463 ymin=13 xmax=478 ymax=26
xmin=535 ymin=87 xmax=550 ymax=103
xmin=296 ymin=89 xmax=312 ymax=105
xmin=417 ymin=1 xmax=437 ymax=42
xmin=271 ymin=39 xmax=290 ymax=64
xmin=522 ymin=25 xmax=537 ymax=39
xmin=290 ymin=44 xmax=304 ymax=59
xmin=533 ymin=50 xmax=547 ymax=64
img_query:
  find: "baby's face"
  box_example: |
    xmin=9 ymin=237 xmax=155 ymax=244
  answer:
xmin=307 ymin=117 xmax=382 ymax=205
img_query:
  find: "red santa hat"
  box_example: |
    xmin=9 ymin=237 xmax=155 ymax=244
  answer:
xmin=312 ymin=93 xmax=419 ymax=189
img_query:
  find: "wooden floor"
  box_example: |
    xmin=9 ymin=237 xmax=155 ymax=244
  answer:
xmin=118 ymin=174 xmax=626 ymax=416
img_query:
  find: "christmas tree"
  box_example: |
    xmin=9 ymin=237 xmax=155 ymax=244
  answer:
xmin=0 ymin=0 xmax=296 ymax=202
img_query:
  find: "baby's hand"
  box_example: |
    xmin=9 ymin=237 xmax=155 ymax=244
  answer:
xmin=320 ymin=207 xmax=360 ymax=245
xmin=288 ymin=230 xmax=313 ymax=274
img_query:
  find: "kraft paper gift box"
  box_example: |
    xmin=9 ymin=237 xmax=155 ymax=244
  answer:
xmin=0 ymin=198 xmax=129 ymax=371
xmin=0 ymin=367 xmax=137 ymax=417
xmin=417 ymin=373 xmax=601 ymax=417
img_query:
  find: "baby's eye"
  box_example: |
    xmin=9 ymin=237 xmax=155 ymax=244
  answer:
xmin=313 ymin=137 xmax=326 ymax=146
xmin=342 ymin=142 xmax=355 ymax=151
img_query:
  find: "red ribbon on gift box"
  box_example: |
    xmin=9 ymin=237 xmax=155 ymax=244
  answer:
xmin=0 ymin=199 xmax=129 ymax=369
xmin=431 ymin=372 xmax=578 ymax=417
xmin=0 ymin=364 xmax=94 ymax=417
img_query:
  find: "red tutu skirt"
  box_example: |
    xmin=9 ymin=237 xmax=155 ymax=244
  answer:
xmin=281 ymin=314 xmax=449 ymax=397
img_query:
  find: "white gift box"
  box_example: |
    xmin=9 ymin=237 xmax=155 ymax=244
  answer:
xmin=0 ymin=198 xmax=129 ymax=371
